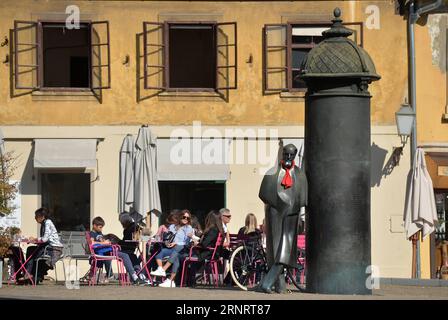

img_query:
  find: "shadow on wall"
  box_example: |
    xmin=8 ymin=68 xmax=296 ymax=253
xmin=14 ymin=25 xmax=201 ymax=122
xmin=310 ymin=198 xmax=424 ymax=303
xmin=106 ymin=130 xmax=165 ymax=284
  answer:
xmin=20 ymin=142 xmax=37 ymax=196
xmin=371 ymin=142 xmax=407 ymax=187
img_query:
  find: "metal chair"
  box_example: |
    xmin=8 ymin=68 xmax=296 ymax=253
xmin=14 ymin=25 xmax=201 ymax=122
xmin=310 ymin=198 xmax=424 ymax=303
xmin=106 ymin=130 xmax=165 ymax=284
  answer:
xmin=33 ymin=244 xmax=64 ymax=285
xmin=180 ymin=233 xmax=223 ymax=287
xmin=85 ymin=232 xmax=128 ymax=286
xmin=62 ymin=231 xmax=91 ymax=270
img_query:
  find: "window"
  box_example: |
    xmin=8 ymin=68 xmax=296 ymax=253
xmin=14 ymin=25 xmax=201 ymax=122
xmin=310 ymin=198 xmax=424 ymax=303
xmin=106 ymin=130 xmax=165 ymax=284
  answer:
xmin=263 ymin=22 xmax=363 ymax=94
xmin=41 ymin=22 xmax=90 ymax=88
xmin=159 ymin=181 xmax=225 ymax=229
xmin=12 ymin=20 xmax=111 ymax=102
xmin=142 ymin=21 xmax=237 ymax=96
xmin=41 ymin=173 xmax=91 ymax=231
xmin=435 ymin=191 xmax=448 ymax=241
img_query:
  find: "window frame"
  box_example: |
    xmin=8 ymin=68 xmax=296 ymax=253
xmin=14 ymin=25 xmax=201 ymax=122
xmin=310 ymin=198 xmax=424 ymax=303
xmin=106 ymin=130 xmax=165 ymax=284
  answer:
xmin=164 ymin=21 xmax=218 ymax=92
xmin=37 ymin=19 xmax=93 ymax=92
xmin=286 ymin=21 xmax=363 ymax=93
xmin=142 ymin=20 xmax=237 ymax=94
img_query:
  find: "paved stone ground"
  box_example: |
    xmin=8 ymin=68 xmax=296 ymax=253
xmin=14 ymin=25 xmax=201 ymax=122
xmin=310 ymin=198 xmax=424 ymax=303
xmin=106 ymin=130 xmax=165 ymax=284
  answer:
xmin=0 ymin=282 xmax=448 ymax=300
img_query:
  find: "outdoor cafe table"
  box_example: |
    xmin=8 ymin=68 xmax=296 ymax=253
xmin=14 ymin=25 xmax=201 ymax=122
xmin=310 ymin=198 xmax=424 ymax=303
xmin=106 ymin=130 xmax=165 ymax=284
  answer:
xmin=9 ymin=239 xmax=44 ymax=286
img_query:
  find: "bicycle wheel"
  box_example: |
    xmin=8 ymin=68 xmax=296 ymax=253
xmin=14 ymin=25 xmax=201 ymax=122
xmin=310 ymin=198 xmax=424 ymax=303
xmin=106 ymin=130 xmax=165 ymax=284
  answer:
xmin=286 ymin=264 xmax=306 ymax=292
xmin=230 ymin=245 xmax=266 ymax=291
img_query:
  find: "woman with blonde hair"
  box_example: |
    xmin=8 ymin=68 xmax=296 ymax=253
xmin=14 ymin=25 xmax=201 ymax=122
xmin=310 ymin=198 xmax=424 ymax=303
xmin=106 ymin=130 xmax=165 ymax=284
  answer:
xmin=237 ymin=213 xmax=261 ymax=241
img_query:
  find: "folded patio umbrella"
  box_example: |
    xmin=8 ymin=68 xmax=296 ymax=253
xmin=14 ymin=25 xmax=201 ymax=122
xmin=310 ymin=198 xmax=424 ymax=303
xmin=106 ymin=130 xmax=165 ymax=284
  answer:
xmin=133 ymin=126 xmax=161 ymax=232
xmin=404 ymin=148 xmax=438 ymax=278
xmin=404 ymin=148 xmax=438 ymax=239
xmin=118 ymin=134 xmax=135 ymax=213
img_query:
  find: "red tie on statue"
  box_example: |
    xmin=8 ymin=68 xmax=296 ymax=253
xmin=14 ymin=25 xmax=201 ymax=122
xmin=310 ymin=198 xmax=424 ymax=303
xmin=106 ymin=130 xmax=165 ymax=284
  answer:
xmin=281 ymin=160 xmax=294 ymax=189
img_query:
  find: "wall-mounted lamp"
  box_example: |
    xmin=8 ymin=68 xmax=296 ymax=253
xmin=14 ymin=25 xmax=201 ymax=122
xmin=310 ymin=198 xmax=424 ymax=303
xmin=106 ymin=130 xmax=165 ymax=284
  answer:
xmin=122 ymin=54 xmax=130 ymax=66
xmin=395 ymin=100 xmax=415 ymax=146
xmin=3 ymin=54 xmax=9 ymax=64
xmin=0 ymin=36 xmax=8 ymax=47
xmin=246 ymin=54 xmax=253 ymax=64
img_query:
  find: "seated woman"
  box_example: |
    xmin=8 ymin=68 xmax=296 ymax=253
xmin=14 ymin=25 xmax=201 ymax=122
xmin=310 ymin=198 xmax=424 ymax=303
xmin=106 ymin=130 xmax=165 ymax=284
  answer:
xmin=237 ymin=213 xmax=262 ymax=243
xmin=190 ymin=214 xmax=203 ymax=240
xmin=155 ymin=210 xmax=180 ymax=239
xmin=150 ymin=209 xmax=193 ymax=288
xmin=183 ymin=210 xmax=224 ymax=287
xmin=24 ymin=207 xmax=63 ymax=284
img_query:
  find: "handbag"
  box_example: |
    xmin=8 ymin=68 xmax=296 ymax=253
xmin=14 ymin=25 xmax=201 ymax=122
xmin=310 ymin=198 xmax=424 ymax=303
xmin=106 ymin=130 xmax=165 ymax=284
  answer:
xmin=162 ymin=231 xmax=176 ymax=247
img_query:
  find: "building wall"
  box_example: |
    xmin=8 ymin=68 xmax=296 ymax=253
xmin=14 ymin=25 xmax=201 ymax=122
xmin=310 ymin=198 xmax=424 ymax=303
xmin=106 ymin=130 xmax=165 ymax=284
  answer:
xmin=0 ymin=0 xmax=406 ymax=126
xmin=0 ymin=0 xmax=419 ymax=280
xmin=416 ymin=14 xmax=448 ymax=144
xmin=2 ymin=125 xmax=412 ymax=278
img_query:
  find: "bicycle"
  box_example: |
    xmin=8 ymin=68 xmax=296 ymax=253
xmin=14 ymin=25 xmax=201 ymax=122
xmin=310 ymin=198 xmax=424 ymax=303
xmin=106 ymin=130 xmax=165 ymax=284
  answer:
xmin=229 ymin=236 xmax=306 ymax=292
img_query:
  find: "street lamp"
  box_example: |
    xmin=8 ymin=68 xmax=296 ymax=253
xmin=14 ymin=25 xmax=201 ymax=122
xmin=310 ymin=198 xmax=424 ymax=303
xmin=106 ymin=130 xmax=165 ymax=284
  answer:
xmin=395 ymin=101 xmax=416 ymax=145
xmin=391 ymin=101 xmax=416 ymax=167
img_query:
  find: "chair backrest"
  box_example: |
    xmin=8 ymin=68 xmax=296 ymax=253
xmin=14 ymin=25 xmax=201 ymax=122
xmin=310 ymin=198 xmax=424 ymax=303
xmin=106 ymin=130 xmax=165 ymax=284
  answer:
xmin=209 ymin=232 xmax=223 ymax=261
xmin=229 ymin=233 xmax=239 ymax=249
xmin=297 ymin=234 xmax=305 ymax=250
xmin=60 ymin=231 xmax=90 ymax=257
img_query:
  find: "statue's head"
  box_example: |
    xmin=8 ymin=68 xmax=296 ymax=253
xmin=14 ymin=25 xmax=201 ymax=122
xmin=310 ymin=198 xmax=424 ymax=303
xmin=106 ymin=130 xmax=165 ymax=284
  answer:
xmin=282 ymin=144 xmax=297 ymax=168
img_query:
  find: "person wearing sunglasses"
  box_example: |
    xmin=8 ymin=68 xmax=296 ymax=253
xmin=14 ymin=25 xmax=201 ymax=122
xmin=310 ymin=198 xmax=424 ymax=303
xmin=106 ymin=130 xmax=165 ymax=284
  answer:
xmin=219 ymin=208 xmax=232 ymax=249
xmin=151 ymin=209 xmax=193 ymax=287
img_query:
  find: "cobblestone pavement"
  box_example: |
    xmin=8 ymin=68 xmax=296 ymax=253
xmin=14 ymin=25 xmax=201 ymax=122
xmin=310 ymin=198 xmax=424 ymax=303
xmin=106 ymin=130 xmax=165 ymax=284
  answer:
xmin=0 ymin=282 xmax=448 ymax=300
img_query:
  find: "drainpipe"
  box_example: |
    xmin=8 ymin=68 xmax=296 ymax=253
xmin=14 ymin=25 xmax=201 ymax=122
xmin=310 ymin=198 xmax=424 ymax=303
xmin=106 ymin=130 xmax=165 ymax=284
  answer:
xmin=407 ymin=0 xmax=443 ymax=279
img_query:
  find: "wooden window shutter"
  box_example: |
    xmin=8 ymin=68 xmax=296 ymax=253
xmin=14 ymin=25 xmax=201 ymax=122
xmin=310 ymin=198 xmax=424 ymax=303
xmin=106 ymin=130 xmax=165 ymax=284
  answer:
xmin=13 ymin=20 xmax=39 ymax=91
xmin=215 ymin=22 xmax=237 ymax=92
xmin=143 ymin=22 xmax=166 ymax=91
xmin=90 ymin=21 xmax=111 ymax=103
xmin=263 ymin=24 xmax=288 ymax=94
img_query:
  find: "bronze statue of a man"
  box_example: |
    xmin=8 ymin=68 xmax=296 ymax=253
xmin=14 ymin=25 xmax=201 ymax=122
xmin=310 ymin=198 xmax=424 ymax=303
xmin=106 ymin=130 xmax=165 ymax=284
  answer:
xmin=258 ymin=143 xmax=308 ymax=293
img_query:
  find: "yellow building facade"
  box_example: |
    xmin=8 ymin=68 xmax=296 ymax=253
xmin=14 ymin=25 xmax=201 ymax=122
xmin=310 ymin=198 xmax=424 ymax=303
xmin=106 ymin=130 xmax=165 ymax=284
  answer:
xmin=0 ymin=0 xmax=438 ymax=280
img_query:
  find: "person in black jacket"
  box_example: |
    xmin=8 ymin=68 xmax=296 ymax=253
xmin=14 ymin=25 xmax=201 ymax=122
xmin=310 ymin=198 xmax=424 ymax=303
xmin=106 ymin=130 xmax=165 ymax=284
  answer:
xmin=237 ymin=213 xmax=262 ymax=243
xmin=197 ymin=211 xmax=225 ymax=262
xmin=118 ymin=213 xmax=141 ymax=272
xmin=182 ymin=210 xmax=224 ymax=286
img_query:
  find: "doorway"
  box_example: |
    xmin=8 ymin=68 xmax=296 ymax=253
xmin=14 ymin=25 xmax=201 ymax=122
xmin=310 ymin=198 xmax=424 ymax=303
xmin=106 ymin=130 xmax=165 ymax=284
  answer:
xmin=41 ymin=173 xmax=91 ymax=231
xmin=158 ymin=181 xmax=225 ymax=230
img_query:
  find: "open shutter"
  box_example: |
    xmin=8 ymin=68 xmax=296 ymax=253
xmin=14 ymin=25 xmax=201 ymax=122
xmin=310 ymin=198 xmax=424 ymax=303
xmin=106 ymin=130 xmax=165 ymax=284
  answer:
xmin=143 ymin=22 xmax=166 ymax=91
xmin=263 ymin=24 xmax=288 ymax=94
xmin=90 ymin=21 xmax=110 ymax=102
xmin=215 ymin=22 xmax=237 ymax=91
xmin=13 ymin=21 xmax=39 ymax=90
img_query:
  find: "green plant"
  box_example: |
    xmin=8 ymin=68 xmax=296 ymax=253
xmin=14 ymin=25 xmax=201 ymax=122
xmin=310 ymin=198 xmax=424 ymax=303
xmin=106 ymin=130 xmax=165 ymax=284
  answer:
xmin=0 ymin=227 xmax=20 ymax=258
xmin=0 ymin=151 xmax=18 ymax=216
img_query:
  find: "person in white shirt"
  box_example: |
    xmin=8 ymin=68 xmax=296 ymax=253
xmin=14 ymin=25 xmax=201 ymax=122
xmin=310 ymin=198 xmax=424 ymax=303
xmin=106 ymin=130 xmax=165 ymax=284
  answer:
xmin=24 ymin=207 xmax=63 ymax=284
xmin=219 ymin=208 xmax=231 ymax=249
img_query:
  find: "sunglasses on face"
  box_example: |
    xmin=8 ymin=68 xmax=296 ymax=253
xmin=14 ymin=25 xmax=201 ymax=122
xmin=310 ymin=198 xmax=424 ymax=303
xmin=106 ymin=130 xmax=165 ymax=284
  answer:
xmin=223 ymin=215 xmax=231 ymax=218
xmin=182 ymin=216 xmax=191 ymax=220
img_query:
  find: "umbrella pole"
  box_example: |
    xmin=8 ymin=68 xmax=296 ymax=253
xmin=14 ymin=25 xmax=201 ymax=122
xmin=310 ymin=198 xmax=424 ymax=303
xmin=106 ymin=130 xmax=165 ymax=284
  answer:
xmin=416 ymin=231 xmax=421 ymax=278
xmin=412 ymin=237 xmax=416 ymax=278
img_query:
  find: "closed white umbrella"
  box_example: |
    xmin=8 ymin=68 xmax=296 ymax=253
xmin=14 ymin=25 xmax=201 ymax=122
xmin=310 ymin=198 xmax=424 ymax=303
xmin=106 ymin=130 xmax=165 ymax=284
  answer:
xmin=404 ymin=148 xmax=438 ymax=239
xmin=118 ymin=134 xmax=135 ymax=213
xmin=404 ymin=148 xmax=438 ymax=278
xmin=133 ymin=126 xmax=161 ymax=232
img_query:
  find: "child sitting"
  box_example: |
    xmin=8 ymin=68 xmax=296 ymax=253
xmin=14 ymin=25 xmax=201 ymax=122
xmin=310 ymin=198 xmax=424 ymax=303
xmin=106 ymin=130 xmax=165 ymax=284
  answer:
xmin=80 ymin=216 xmax=114 ymax=283
xmin=81 ymin=215 xmax=147 ymax=286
